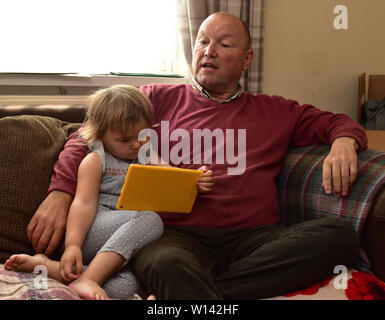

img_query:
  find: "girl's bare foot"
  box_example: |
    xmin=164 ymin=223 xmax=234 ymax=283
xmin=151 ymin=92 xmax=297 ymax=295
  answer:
xmin=4 ymin=254 xmax=49 ymax=272
xmin=147 ymin=294 xmax=156 ymax=300
xmin=69 ymin=278 xmax=110 ymax=300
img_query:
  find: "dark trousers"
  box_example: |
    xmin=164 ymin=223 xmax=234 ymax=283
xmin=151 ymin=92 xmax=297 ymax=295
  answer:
xmin=131 ymin=216 xmax=359 ymax=299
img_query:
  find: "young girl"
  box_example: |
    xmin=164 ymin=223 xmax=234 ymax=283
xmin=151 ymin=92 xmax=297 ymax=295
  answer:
xmin=4 ymin=85 xmax=214 ymax=300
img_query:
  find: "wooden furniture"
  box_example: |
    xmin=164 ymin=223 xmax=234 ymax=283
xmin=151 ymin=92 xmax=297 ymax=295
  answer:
xmin=357 ymin=73 xmax=385 ymax=152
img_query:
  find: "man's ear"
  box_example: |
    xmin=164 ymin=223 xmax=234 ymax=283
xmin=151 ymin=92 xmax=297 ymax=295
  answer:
xmin=243 ymin=49 xmax=254 ymax=71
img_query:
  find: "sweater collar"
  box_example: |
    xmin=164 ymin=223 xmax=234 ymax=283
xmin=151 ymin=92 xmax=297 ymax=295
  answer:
xmin=191 ymin=78 xmax=242 ymax=104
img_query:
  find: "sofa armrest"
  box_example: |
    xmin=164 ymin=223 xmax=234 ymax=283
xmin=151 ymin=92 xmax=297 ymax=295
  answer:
xmin=361 ymin=187 xmax=385 ymax=281
xmin=277 ymin=145 xmax=385 ymax=281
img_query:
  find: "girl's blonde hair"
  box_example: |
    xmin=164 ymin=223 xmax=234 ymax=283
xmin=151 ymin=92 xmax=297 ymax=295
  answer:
xmin=81 ymin=85 xmax=154 ymax=145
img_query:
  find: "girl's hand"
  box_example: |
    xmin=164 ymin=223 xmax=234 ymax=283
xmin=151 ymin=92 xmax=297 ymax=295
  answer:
xmin=197 ymin=166 xmax=214 ymax=192
xmin=60 ymin=245 xmax=83 ymax=282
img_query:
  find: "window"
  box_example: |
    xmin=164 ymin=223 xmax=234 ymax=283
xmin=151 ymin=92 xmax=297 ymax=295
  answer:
xmin=0 ymin=0 xmax=180 ymax=75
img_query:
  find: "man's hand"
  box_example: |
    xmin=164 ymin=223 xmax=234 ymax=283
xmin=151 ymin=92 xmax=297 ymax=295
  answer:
xmin=27 ymin=191 xmax=73 ymax=256
xmin=322 ymin=137 xmax=359 ymax=198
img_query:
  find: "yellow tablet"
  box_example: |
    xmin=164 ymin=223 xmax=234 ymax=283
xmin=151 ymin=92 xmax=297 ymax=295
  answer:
xmin=116 ymin=164 xmax=203 ymax=213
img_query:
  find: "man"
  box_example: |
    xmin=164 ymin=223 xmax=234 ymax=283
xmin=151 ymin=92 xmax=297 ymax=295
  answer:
xmin=27 ymin=12 xmax=367 ymax=299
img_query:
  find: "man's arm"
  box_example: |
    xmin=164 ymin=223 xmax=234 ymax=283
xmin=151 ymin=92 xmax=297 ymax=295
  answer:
xmin=27 ymin=129 xmax=88 ymax=256
xmin=48 ymin=129 xmax=89 ymax=196
xmin=290 ymin=103 xmax=368 ymax=198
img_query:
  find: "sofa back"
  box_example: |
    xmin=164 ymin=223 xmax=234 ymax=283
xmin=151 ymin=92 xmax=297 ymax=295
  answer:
xmin=0 ymin=104 xmax=87 ymax=123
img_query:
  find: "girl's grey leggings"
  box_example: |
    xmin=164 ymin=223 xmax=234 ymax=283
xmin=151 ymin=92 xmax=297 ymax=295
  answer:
xmin=77 ymin=207 xmax=163 ymax=299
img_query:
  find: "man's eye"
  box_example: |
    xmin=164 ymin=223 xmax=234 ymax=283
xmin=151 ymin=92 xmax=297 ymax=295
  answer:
xmin=222 ymin=43 xmax=231 ymax=48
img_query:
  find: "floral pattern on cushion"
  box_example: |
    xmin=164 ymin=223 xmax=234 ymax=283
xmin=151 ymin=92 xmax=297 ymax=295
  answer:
xmin=345 ymin=271 xmax=385 ymax=300
xmin=0 ymin=264 xmax=80 ymax=300
xmin=266 ymin=269 xmax=385 ymax=300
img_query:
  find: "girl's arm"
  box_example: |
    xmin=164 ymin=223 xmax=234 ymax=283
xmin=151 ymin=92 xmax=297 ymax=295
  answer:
xmin=60 ymin=152 xmax=102 ymax=281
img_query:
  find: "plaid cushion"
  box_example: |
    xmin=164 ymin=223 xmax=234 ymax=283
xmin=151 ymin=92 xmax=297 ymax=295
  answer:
xmin=277 ymin=145 xmax=385 ymax=236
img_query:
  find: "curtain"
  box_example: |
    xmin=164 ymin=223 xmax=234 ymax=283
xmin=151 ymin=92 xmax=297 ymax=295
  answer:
xmin=176 ymin=0 xmax=265 ymax=94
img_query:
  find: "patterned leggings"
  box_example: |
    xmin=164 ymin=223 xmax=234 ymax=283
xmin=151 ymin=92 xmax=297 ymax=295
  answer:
xmin=77 ymin=207 xmax=163 ymax=299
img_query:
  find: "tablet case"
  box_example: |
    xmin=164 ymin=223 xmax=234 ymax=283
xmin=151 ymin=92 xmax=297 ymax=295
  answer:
xmin=116 ymin=164 xmax=203 ymax=213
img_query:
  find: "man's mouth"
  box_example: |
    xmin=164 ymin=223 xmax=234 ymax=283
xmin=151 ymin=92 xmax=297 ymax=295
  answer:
xmin=201 ymin=62 xmax=218 ymax=69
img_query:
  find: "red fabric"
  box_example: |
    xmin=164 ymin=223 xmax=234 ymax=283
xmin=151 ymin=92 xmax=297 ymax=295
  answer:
xmin=49 ymin=84 xmax=367 ymax=228
xmin=282 ymin=271 xmax=385 ymax=299
xmin=346 ymin=271 xmax=385 ymax=300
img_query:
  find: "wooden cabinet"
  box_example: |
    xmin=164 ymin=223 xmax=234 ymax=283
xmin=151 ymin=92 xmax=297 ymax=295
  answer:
xmin=358 ymin=73 xmax=385 ymax=152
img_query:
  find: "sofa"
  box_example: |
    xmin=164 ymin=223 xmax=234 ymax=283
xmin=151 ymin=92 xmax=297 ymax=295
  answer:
xmin=0 ymin=104 xmax=385 ymax=300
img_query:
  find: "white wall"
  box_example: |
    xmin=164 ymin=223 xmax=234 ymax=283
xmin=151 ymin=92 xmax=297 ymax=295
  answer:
xmin=263 ymin=0 xmax=385 ymax=120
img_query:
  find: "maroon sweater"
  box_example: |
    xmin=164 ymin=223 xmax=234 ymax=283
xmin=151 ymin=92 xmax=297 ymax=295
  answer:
xmin=49 ymin=84 xmax=367 ymax=229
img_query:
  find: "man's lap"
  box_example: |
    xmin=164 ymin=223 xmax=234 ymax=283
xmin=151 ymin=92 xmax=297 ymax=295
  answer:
xmin=133 ymin=217 xmax=357 ymax=274
xmin=131 ymin=217 xmax=359 ymax=299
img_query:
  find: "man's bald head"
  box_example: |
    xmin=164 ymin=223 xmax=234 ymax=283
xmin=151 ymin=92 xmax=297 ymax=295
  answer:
xmin=200 ymin=12 xmax=251 ymax=50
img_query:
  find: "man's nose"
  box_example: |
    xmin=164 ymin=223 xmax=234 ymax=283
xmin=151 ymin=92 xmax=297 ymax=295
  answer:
xmin=204 ymin=42 xmax=217 ymax=57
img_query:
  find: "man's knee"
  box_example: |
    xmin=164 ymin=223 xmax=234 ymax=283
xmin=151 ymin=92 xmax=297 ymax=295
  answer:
xmin=132 ymin=241 xmax=219 ymax=299
xmin=318 ymin=216 xmax=358 ymax=241
xmin=132 ymin=242 xmax=200 ymax=296
xmin=133 ymin=243 xmax=191 ymax=277
xmin=314 ymin=216 xmax=359 ymax=263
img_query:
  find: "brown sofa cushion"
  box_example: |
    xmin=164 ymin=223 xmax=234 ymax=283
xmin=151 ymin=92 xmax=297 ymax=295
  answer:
xmin=0 ymin=115 xmax=80 ymax=263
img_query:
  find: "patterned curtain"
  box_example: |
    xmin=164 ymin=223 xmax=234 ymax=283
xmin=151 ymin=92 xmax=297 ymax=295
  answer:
xmin=176 ymin=0 xmax=265 ymax=94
